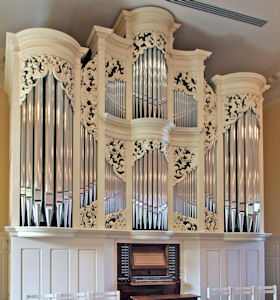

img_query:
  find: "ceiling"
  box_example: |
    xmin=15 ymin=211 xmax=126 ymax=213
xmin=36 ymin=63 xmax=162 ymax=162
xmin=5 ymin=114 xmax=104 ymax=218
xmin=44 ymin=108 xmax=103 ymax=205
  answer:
xmin=1 ymin=0 xmax=280 ymax=101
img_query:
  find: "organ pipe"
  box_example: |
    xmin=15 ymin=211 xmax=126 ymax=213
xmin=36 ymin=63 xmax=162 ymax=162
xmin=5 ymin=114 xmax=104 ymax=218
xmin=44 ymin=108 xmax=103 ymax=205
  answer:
xmin=20 ymin=75 xmax=73 ymax=227
xmin=132 ymin=150 xmax=168 ymax=230
xmin=80 ymin=125 xmax=98 ymax=209
xmin=174 ymin=168 xmax=198 ymax=219
xmin=105 ymin=79 xmax=126 ymax=118
xmin=224 ymin=110 xmax=260 ymax=232
xmin=173 ymin=91 xmax=197 ymax=127
xmin=104 ymin=161 xmax=126 ymax=215
xmin=132 ymin=47 xmax=167 ymax=119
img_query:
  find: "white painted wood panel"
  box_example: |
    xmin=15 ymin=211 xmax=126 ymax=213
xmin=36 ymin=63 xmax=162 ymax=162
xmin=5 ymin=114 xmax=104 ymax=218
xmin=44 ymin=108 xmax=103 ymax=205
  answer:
xmin=78 ymin=249 xmax=97 ymax=292
xmin=22 ymin=249 xmax=41 ymax=299
xmin=51 ymin=249 xmax=69 ymax=293
xmin=227 ymin=250 xmax=240 ymax=287
xmin=246 ymin=250 xmax=259 ymax=286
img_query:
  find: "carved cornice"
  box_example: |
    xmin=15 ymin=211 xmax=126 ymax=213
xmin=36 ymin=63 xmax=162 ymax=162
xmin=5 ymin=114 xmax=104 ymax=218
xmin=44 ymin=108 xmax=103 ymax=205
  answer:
xmin=133 ymin=139 xmax=168 ymax=162
xmin=173 ymin=146 xmax=197 ymax=184
xmin=223 ymin=93 xmax=261 ymax=131
xmin=132 ymin=31 xmax=167 ymax=61
xmin=105 ymin=209 xmax=127 ymax=230
xmin=80 ymin=201 xmax=97 ymax=229
xmin=81 ymin=56 xmax=98 ymax=136
xmin=20 ymin=55 xmax=73 ymax=103
xmin=105 ymin=56 xmax=125 ymax=83
xmin=205 ymin=208 xmax=218 ymax=232
xmin=173 ymin=212 xmax=198 ymax=232
xmin=105 ymin=137 xmax=125 ymax=180
xmin=173 ymin=72 xmax=197 ymax=97
xmin=204 ymin=82 xmax=217 ymax=151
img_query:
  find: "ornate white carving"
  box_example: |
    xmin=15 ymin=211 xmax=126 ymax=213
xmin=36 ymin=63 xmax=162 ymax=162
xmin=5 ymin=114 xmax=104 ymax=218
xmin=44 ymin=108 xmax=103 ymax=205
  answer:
xmin=174 ymin=72 xmax=197 ymax=96
xmin=80 ymin=201 xmax=97 ymax=229
xmin=173 ymin=212 xmax=198 ymax=232
xmin=204 ymin=83 xmax=217 ymax=151
xmin=205 ymin=208 xmax=218 ymax=232
xmin=173 ymin=146 xmax=197 ymax=184
xmin=105 ymin=137 xmax=125 ymax=180
xmin=223 ymin=93 xmax=261 ymax=131
xmin=81 ymin=56 xmax=98 ymax=136
xmin=105 ymin=56 xmax=125 ymax=83
xmin=132 ymin=31 xmax=167 ymax=60
xmin=133 ymin=140 xmax=168 ymax=162
xmin=21 ymin=55 xmax=73 ymax=103
xmin=105 ymin=209 xmax=127 ymax=230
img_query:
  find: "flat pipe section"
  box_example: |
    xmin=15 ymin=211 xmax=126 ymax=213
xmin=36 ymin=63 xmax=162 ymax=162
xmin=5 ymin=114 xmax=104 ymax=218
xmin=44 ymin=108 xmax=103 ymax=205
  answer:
xmin=104 ymin=160 xmax=126 ymax=215
xmin=80 ymin=126 xmax=97 ymax=209
xmin=173 ymin=91 xmax=197 ymax=127
xmin=132 ymin=149 xmax=168 ymax=230
xmin=105 ymin=79 xmax=126 ymax=118
xmin=19 ymin=75 xmax=74 ymax=227
xmin=132 ymin=47 xmax=167 ymax=119
xmin=224 ymin=109 xmax=260 ymax=232
xmin=174 ymin=168 xmax=198 ymax=219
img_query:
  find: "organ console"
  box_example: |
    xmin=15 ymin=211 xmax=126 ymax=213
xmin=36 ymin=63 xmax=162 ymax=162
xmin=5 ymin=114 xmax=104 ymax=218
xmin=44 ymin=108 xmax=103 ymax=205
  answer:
xmin=117 ymin=244 xmax=180 ymax=300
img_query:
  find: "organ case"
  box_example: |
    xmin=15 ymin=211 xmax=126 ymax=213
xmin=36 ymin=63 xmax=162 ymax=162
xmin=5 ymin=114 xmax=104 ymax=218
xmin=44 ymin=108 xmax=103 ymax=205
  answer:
xmin=5 ymin=6 xmax=269 ymax=234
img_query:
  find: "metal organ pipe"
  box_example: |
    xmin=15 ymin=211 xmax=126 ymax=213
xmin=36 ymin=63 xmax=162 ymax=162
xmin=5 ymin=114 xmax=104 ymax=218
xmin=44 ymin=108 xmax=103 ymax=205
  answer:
xmin=133 ymin=150 xmax=168 ymax=230
xmin=174 ymin=168 xmax=198 ymax=219
xmin=80 ymin=125 xmax=98 ymax=209
xmin=133 ymin=47 xmax=167 ymax=119
xmin=224 ymin=110 xmax=260 ymax=232
xmin=20 ymin=75 xmax=73 ymax=227
xmin=104 ymin=161 xmax=126 ymax=215
xmin=105 ymin=79 xmax=126 ymax=118
xmin=173 ymin=91 xmax=197 ymax=127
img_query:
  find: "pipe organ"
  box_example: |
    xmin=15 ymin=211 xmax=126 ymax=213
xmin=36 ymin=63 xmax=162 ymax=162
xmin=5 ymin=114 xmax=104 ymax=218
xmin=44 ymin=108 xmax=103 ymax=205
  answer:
xmin=7 ymin=7 xmax=269 ymax=235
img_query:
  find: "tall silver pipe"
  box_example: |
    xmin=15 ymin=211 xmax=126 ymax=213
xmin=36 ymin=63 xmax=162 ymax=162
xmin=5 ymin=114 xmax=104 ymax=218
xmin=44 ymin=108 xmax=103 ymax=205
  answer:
xmin=45 ymin=73 xmax=55 ymax=227
xmin=224 ymin=131 xmax=230 ymax=232
xmin=237 ymin=116 xmax=245 ymax=231
xmin=20 ymin=100 xmax=27 ymax=225
xmin=152 ymin=149 xmax=158 ymax=228
xmin=68 ymin=102 xmax=73 ymax=227
xmin=80 ymin=125 xmax=85 ymax=208
xmin=229 ymin=124 xmax=237 ymax=232
xmin=26 ymin=90 xmax=34 ymax=226
xmin=55 ymin=83 xmax=64 ymax=227
xmin=245 ymin=111 xmax=253 ymax=231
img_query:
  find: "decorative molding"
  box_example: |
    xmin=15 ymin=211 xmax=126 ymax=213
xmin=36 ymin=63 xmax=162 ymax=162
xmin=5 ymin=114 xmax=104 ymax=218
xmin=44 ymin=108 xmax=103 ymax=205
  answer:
xmin=105 ymin=56 xmax=125 ymax=83
xmin=204 ymin=82 xmax=217 ymax=151
xmin=132 ymin=31 xmax=167 ymax=61
xmin=223 ymin=93 xmax=261 ymax=131
xmin=105 ymin=137 xmax=125 ymax=180
xmin=81 ymin=56 xmax=98 ymax=136
xmin=20 ymin=55 xmax=73 ymax=103
xmin=173 ymin=146 xmax=197 ymax=184
xmin=173 ymin=212 xmax=198 ymax=232
xmin=80 ymin=201 xmax=97 ymax=229
xmin=204 ymin=208 xmax=218 ymax=232
xmin=174 ymin=72 xmax=197 ymax=96
xmin=105 ymin=209 xmax=127 ymax=230
xmin=133 ymin=139 xmax=168 ymax=162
